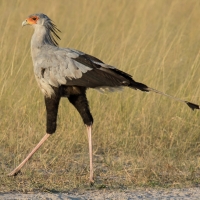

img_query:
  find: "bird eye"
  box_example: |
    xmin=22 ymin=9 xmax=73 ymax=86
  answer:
xmin=32 ymin=17 xmax=37 ymax=20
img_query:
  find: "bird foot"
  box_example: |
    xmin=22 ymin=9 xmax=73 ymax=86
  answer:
xmin=89 ymin=179 xmax=95 ymax=186
xmin=8 ymin=170 xmax=21 ymax=176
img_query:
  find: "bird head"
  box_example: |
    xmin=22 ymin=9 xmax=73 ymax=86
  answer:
xmin=22 ymin=13 xmax=51 ymax=27
xmin=22 ymin=13 xmax=61 ymax=46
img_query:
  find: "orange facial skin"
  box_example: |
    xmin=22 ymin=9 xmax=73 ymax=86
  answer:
xmin=27 ymin=16 xmax=39 ymax=24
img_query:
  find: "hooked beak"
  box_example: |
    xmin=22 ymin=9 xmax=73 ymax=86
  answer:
xmin=22 ymin=19 xmax=29 ymax=27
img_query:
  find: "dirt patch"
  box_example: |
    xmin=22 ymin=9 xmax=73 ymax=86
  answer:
xmin=1 ymin=188 xmax=200 ymax=199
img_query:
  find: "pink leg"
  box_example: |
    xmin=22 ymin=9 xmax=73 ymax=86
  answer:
xmin=86 ymin=125 xmax=94 ymax=184
xmin=8 ymin=133 xmax=50 ymax=176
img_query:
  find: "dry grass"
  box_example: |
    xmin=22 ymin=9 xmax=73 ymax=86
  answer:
xmin=0 ymin=0 xmax=200 ymax=192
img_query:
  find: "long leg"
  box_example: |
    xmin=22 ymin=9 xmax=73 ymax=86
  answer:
xmin=68 ymin=93 xmax=94 ymax=183
xmin=8 ymin=93 xmax=60 ymax=176
xmin=86 ymin=125 xmax=94 ymax=184
xmin=8 ymin=133 xmax=50 ymax=176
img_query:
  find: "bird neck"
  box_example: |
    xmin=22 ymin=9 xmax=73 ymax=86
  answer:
xmin=31 ymin=25 xmax=56 ymax=59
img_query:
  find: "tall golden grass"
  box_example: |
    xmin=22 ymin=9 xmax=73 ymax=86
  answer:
xmin=0 ymin=0 xmax=200 ymax=191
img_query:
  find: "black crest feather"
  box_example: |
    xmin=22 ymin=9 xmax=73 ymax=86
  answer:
xmin=45 ymin=20 xmax=61 ymax=46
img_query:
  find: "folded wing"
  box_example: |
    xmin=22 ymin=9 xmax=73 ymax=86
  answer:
xmin=34 ymin=47 xmax=148 ymax=96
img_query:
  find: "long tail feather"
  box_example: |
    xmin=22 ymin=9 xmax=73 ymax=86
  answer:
xmin=146 ymin=87 xmax=199 ymax=110
xmin=130 ymin=81 xmax=199 ymax=110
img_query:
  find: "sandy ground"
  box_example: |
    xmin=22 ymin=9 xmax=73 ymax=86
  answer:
xmin=1 ymin=188 xmax=200 ymax=200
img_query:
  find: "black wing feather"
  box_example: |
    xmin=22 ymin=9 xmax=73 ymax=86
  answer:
xmin=69 ymin=53 xmax=149 ymax=91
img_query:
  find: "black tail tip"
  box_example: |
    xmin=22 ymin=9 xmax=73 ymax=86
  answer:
xmin=186 ymin=101 xmax=200 ymax=110
xmin=135 ymin=82 xmax=149 ymax=92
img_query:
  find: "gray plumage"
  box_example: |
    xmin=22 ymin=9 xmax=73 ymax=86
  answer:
xmin=22 ymin=13 xmax=149 ymax=98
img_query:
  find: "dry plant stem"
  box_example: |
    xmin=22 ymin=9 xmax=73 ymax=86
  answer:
xmin=87 ymin=125 xmax=94 ymax=184
xmin=8 ymin=133 xmax=50 ymax=176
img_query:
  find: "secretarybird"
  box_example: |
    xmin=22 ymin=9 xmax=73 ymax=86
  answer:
xmin=9 ymin=13 xmax=199 ymax=184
